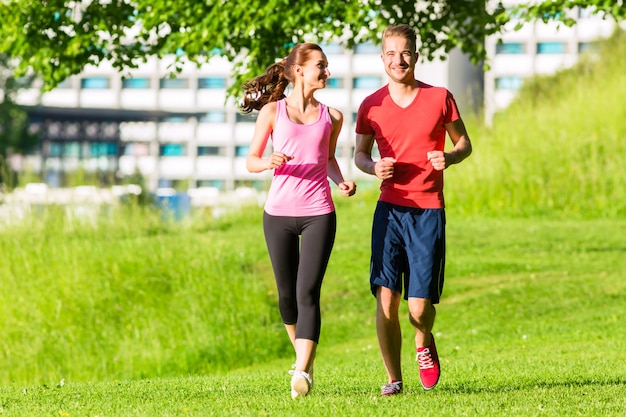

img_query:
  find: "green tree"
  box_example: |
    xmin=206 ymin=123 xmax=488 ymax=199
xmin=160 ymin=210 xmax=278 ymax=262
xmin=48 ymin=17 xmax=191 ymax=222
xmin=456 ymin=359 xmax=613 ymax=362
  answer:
xmin=0 ymin=0 xmax=624 ymax=98
xmin=0 ymin=54 xmax=37 ymax=189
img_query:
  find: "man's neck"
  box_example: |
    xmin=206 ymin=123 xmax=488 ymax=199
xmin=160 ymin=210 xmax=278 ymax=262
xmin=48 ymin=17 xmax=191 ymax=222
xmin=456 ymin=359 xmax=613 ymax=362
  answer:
xmin=387 ymin=79 xmax=419 ymax=108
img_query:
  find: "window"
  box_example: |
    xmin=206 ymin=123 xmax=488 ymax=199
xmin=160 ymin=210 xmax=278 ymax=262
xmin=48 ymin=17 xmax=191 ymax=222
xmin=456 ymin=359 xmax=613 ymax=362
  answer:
xmin=89 ymin=142 xmax=118 ymax=157
xmin=199 ymin=111 xmax=226 ymax=123
xmin=49 ymin=142 xmax=63 ymax=157
xmin=159 ymin=144 xmax=186 ymax=156
xmin=542 ymin=11 xmax=563 ymax=19
xmin=157 ymin=178 xmax=173 ymax=188
xmin=495 ymin=76 xmax=524 ymax=91
xmin=235 ymin=145 xmax=249 ymax=157
xmin=81 ymin=77 xmax=110 ymax=89
xmin=56 ymin=79 xmax=73 ymax=89
xmin=122 ymin=77 xmax=151 ymax=89
xmin=537 ymin=42 xmax=566 ymax=54
xmin=235 ymin=179 xmax=263 ymax=190
xmin=162 ymin=116 xmax=187 ymax=123
xmin=354 ymin=42 xmax=380 ymax=54
xmin=48 ymin=141 xmax=81 ymax=157
xmin=198 ymin=77 xmax=227 ymax=89
xmin=197 ymin=146 xmax=223 ymax=156
xmin=578 ymin=7 xmax=595 ymax=19
xmin=353 ymin=76 xmax=382 ymax=89
xmin=159 ymin=78 xmax=189 ymax=89
xmin=236 ymin=113 xmax=257 ymax=123
xmin=123 ymin=143 xmax=150 ymax=157
xmin=326 ymin=78 xmax=344 ymax=89
xmin=496 ymin=42 xmax=525 ymax=54
xmin=578 ymin=42 xmax=595 ymax=54
xmin=197 ymin=179 xmax=225 ymax=189
xmin=320 ymin=43 xmax=343 ymax=54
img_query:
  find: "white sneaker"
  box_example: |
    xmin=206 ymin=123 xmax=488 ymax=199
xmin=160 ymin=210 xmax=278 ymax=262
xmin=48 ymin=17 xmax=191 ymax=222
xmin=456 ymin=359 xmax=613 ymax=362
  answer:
xmin=308 ymin=365 xmax=314 ymax=388
xmin=288 ymin=370 xmax=312 ymax=399
xmin=291 ymin=363 xmax=314 ymax=388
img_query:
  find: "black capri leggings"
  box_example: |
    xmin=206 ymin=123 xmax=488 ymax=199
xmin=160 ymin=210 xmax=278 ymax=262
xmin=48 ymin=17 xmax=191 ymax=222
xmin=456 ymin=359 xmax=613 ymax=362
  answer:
xmin=263 ymin=211 xmax=337 ymax=343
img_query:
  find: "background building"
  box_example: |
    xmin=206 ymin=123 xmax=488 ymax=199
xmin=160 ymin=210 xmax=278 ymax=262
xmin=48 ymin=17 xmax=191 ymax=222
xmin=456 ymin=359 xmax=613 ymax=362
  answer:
xmin=484 ymin=1 xmax=618 ymax=124
xmin=12 ymin=4 xmax=620 ymax=194
xmin=15 ymin=43 xmax=479 ymax=193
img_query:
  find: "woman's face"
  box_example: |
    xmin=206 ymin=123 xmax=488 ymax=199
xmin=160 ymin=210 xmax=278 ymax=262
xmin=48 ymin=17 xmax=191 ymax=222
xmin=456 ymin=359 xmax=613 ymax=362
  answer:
xmin=296 ymin=50 xmax=330 ymax=89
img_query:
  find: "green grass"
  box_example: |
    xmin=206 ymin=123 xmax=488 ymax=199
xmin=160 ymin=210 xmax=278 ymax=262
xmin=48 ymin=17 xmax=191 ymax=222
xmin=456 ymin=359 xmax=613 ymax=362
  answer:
xmin=1 ymin=206 xmax=625 ymax=416
xmin=1 ymin=28 xmax=626 ymax=417
xmin=444 ymin=30 xmax=626 ymax=218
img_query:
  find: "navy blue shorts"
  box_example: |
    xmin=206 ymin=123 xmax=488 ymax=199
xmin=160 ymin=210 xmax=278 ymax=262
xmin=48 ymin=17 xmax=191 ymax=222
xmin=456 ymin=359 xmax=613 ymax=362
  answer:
xmin=370 ymin=201 xmax=446 ymax=303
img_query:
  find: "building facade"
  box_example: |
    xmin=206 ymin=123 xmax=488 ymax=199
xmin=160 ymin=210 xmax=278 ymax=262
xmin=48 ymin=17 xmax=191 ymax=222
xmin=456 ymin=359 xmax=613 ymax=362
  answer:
xmin=13 ymin=4 xmax=619 ymax=193
xmin=16 ymin=42 xmax=479 ymax=192
xmin=484 ymin=1 xmax=618 ymax=124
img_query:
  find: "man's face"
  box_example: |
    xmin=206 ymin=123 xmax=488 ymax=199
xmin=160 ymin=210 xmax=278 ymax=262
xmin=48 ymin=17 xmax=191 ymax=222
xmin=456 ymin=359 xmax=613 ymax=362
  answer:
xmin=381 ymin=35 xmax=418 ymax=83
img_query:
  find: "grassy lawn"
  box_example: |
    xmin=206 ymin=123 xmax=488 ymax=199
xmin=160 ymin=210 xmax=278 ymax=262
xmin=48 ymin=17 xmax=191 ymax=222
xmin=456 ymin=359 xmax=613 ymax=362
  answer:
xmin=1 ymin=209 xmax=625 ymax=416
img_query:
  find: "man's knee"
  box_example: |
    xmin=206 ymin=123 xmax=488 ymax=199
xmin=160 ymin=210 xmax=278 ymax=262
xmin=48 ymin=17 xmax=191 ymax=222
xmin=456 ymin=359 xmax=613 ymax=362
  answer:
xmin=376 ymin=286 xmax=401 ymax=317
xmin=408 ymin=298 xmax=435 ymax=323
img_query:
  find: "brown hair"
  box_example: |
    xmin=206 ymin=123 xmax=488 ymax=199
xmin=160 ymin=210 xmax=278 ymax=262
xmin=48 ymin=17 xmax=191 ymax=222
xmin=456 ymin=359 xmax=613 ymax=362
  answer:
xmin=382 ymin=24 xmax=417 ymax=52
xmin=240 ymin=43 xmax=325 ymax=113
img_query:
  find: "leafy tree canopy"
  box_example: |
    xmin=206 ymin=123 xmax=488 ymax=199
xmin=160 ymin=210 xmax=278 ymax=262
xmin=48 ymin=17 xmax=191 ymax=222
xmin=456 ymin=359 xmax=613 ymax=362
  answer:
xmin=0 ymin=55 xmax=37 ymax=159
xmin=0 ymin=0 xmax=624 ymax=98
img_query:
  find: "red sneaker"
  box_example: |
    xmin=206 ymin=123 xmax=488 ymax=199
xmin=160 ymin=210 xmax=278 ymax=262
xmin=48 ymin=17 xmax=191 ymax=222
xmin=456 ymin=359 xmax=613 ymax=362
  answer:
xmin=380 ymin=380 xmax=403 ymax=396
xmin=416 ymin=334 xmax=440 ymax=390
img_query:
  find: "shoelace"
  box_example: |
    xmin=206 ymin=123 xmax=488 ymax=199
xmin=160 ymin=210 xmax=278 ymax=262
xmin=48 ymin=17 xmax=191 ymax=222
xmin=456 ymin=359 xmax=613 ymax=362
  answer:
xmin=381 ymin=381 xmax=402 ymax=396
xmin=288 ymin=370 xmax=312 ymax=385
xmin=417 ymin=348 xmax=434 ymax=369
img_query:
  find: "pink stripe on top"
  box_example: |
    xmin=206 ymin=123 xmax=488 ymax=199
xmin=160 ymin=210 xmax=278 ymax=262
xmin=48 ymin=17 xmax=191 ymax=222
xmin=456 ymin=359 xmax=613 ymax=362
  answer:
xmin=264 ymin=98 xmax=335 ymax=217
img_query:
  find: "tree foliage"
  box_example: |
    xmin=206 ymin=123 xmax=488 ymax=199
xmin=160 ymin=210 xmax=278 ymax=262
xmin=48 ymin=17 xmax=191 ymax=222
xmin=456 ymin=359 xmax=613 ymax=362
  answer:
xmin=0 ymin=54 xmax=37 ymax=188
xmin=0 ymin=0 xmax=624 ymax=98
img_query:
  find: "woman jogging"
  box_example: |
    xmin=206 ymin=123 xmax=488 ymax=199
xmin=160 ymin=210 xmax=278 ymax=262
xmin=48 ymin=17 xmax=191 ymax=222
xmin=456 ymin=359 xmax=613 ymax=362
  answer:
xmin=242 ymin=42 xmax=356 ymax=399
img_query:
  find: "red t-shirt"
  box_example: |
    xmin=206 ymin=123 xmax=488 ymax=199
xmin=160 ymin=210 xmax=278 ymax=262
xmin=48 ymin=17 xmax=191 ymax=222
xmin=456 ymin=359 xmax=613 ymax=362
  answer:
xmin=355 ymin=81 xmax=460 ymax=208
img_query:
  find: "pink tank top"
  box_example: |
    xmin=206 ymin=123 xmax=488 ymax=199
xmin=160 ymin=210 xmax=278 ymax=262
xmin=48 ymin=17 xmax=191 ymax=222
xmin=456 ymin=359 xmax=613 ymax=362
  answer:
xmin=264 ymin=98 xmax=335 ymax=216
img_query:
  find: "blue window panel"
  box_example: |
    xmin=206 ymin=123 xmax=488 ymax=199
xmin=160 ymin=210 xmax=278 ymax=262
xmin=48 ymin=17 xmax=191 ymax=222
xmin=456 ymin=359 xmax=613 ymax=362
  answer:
xmin=162 ymin=116 xmax=187 ymax=123
xmin=354 ymin=42 xmax=380 ymax=54
xmin=64 ymin=142 xmax=81 ymax=157
xmin=197 ymin=179 xmax=224 ymax=189
xmin=326 ymin=78 xmax=343 ymax=89
xmin=160 ymin=144 xmax=186 ymax=156
xmin=542 ymin=11 xmax=563 ymax=19
xmin=578 ymin=42 xmax=595 ymax=53
xmin=353 ymin=76 xmax=382 ymax=89
xmin=81 ymin=77 xmax=110 ymax=89
xmin=57 ymin=79 xmax=72 ymax=89
xmin=198 ymin=77 xmax=227 ymax=89
xmin=124 ymin=143 xmax=149 ymax=156
xmin=495 ymin=76 xmax=524 ymax=91
xmin=496 ymin=42 xmax=525 ymax=54
xmin=158 ymin=178 xmax=173 ymax=188
xmin=235 ymin=145 xmax=249 ymax=157
xmin=122 ymin=77 xmax=151 ymax=89
xmin=159 ymin=78 xmax=189 ymax=89
xmin=199 ymin=111 xmax=226 ymax=123
xmin=236 ymin=113 xmax=257 ymax=123
xmin=197 ymin=146 xmax=222 ymax=156
xmin=49 ymin=142 xmax=63 ymax=157
xmin=90 ymin=142 xmax=118 ymax=156
xmin=320 ymin=43 xmax=343 ymax=54
xmin=537 ymin=42 xmax=566 ymax=54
